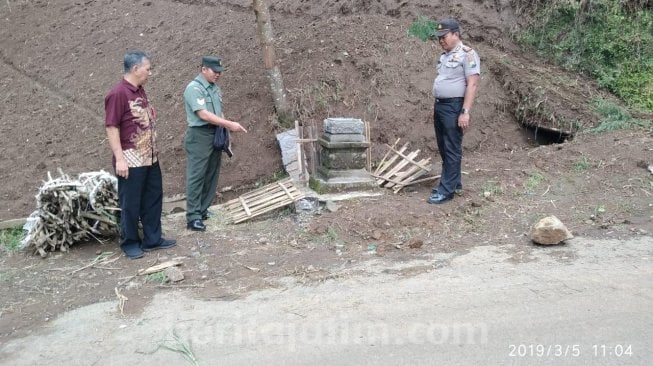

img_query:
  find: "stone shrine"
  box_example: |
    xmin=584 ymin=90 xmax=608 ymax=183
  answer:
xmin=311 ymin=118 xmax=376 ymax=192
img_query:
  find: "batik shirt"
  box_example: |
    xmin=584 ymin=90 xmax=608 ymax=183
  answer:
xmin=105 ymin=79 xmax=158 ymax=168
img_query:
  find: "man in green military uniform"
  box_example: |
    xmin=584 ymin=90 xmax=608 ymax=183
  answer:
xmin=183 ymin=56 xmax=247 ymax=231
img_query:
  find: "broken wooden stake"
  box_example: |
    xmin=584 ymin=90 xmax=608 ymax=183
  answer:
xmin=138 ymin=260 xmax=183 ymax=276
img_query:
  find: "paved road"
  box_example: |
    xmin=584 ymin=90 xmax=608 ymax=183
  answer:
xmin=1 ymin=236 xmax=651 ymax=365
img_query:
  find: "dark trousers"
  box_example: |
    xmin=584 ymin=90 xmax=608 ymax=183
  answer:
xmin=185 ymin=126 xmax=222 ymax=222
xmin=433 ymin=98 xmax=464 ymax=196
xmin=117 ymin=162 xmax=163 ymax=249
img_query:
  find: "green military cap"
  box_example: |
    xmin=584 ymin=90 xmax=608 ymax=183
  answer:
xmin=202 ymin=56 xmax=224 ymax=72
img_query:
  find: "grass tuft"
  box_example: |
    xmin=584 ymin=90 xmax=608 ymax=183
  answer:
xmin=1 ymin=227 xmax=25 ymax=254
xmin=481 ymin=180 xmax=502 ymax=196
xmin=147 ymin=271 xmax=169 ymax=284
xmin=157 ymin=330 xmax=200 ymax=366
xmin=524 ymin=170 xmax=544 ymax=193
xmin=590 ymin=99 xmax=652 ymax=133
xmin=408 ymin=17 xmax=438 ymax=42
xmin=573 ymin=157 xmax=592 ymax=172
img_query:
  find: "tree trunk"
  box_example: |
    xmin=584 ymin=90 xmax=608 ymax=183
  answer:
xmin=252 ymin=0 xmax=292 ymax=124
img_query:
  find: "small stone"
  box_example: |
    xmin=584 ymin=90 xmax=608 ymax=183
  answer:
xmin=471 ymin=200 xmax=482 ymax=208
xmin=325 ymin=201 xmax=339 ymax=212
xmin=164 ymin=267 xmax=184 ymax=282
xmin=371 ymin=230 xmax=383 ymax=240
xmin=259 ymin=237 xmax=269 ymax=244
xmin=407 ymin=238 xmax=424 ymax=249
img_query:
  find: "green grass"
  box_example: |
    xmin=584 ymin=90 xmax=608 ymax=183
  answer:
xmin=147 ymin=271 xmax=169 ymax=284
xmin=594 ymin=205 xmax=607 ymax=217
xmin=481 ymin=180 xmax=502 ymax=196
xmin=408 ymin=17 xmax=438 ymax=42
xmin=1 ymin=227 xmax=24 ymax=254
xmin=0 ymin=270 xmax=16 ymax=283
xmin=517 ymin=1 xmax=653 ymax=112
xmin=146 ymin=330 xmax=200 ymax=366
xmin=590 ymin=99 xmax=652 ymax=133
xmin=326 ymin=227 xmax=338 ymax=242
xmin=524 ymin=170 xmax=544 ymax=193
xmin=573 ymin=157 xmax=592 ymax=172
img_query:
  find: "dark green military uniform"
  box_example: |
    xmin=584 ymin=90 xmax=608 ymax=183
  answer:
xmin=183 ymin=74 xmax=223 ymax=223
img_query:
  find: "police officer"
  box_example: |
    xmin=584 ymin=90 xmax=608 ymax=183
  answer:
xmin=428 ymin=19 xmax=480 ymax=204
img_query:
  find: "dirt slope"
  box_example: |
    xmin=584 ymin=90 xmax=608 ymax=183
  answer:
xmin=0 ymin=0 xmax=604 ymax=220
xmin=1 ymin=0 xmax=652 ymax=345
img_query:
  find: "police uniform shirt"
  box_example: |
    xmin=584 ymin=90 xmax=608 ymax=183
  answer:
xmin=432 ymin=42 xmax=481 ymax=99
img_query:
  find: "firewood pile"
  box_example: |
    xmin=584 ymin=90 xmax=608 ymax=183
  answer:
xmin=21 ymin=170 xmax=120 ymax=257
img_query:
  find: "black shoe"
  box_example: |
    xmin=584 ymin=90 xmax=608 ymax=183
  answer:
xmin=201 ymin=210 xmax=216 ymax=221
xmin=142 ymin=238 xmax=177 ymax=252
xmin=187 ymin=219 xmax=206 ymax=231
xmin=121 ymin=243 xmax=145 ymax=259
xmin=427 ymin=192 xmax=454 ymax=204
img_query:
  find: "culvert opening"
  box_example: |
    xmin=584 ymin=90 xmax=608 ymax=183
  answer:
xmin=525 ymin=125 xmax=573 ymax=145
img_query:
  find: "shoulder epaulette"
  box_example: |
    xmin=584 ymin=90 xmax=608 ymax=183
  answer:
xmin=462 ymin=46 xmax=473 ymax=53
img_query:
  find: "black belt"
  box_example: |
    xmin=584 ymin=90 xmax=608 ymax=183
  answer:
xmin=191 ymin=124 xmax=215 ymax=129
xmin=435 ymin=97 xmax=464 ymax=103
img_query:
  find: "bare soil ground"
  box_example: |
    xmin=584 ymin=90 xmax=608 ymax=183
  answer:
xmin=0 ymin=0 xmax=651 ymax=344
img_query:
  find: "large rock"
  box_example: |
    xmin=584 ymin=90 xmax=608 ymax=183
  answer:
xmin=531 ymin=216 xmax=573 ymax=245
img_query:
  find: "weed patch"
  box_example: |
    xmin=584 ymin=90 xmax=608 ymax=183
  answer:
xmin=1 ymin=227 xmax=24 ymax=254
xmin=590 ymin=99 xmax=652 ymax=133
xmin=408 ymin=17 xmax=438 ymax=42
xmin=517 ymin=1 xmax=653 ymax=112
xmin=147 ymin=272 xmax=169 ymax=284
xmin=573 ymin=157 xmax=592 ymax=172
xmin=481 ymin=180 xmax=502 ymax=196
xmin=524 ymin=170 xmax=544 ymax=193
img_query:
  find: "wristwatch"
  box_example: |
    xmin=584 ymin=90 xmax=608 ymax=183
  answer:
xmin=461 ymin=108 xmax=470 ymax=114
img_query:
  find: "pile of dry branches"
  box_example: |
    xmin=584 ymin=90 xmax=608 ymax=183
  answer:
xmin=21 ymin=170 xmax=120 ymax=257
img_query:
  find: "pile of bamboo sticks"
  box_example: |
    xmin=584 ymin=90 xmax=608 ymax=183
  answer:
xmin=222 ymin=178 xmax=304 ymax=224
xmin=21 ymin=170 xmax=120 ymax=257
xmin=371 ymin=138 xmax=435 ymax=193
